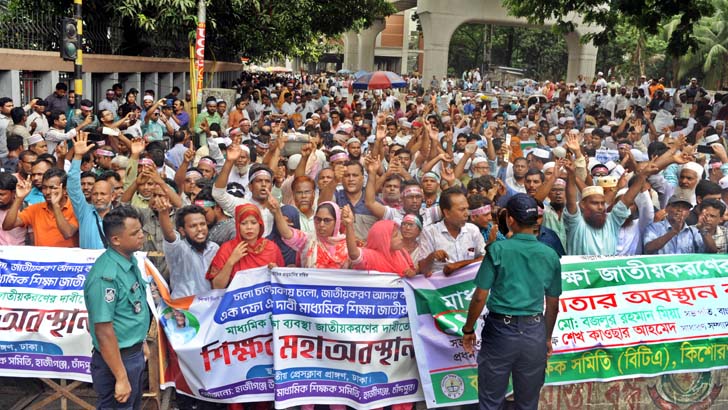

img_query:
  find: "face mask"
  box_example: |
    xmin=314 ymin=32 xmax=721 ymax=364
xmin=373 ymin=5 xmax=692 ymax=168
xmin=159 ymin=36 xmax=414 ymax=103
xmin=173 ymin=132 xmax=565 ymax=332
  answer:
xmin=556 ymin=134 xmax=563 ymax=142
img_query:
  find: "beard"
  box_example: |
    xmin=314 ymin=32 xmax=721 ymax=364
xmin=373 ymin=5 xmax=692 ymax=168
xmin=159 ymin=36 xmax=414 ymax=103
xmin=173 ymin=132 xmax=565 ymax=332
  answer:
xmin=584 ymin=212 xmax=607 ymax=229
xmin=185 ymin=235 xmax=209 ymax=253
xmin=94 ymin=203 xmax=111 ymax=213
xmin=550 ymin=202 xmax=565 ymax=212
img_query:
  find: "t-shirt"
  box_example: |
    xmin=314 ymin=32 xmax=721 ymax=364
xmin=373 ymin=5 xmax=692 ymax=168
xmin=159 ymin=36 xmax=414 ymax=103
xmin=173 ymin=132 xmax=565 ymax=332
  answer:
xmin=563 ymin=200 xmax=630 ymax=255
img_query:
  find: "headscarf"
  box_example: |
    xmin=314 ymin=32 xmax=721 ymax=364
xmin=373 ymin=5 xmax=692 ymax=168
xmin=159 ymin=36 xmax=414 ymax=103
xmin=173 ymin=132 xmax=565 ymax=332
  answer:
xmin=268 ymin=205 xmax=301 ymax=266
xmin=208 ymin=204 xmax=283 ymax=283
xmin=359 ymin=220 xmax=414 ymax=276
xmin=303 ymin=201 xmax=348 ymax=268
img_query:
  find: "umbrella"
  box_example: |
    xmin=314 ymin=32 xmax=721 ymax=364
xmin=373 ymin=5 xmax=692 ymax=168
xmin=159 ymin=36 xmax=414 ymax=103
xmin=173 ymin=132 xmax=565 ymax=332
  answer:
xmin=354 ymin=70 xmax=369 ymax=79
xmin=337 ymin=68 xmax=352 ymax=74
xmin=352 ymin=71 xmax=407 ymax=90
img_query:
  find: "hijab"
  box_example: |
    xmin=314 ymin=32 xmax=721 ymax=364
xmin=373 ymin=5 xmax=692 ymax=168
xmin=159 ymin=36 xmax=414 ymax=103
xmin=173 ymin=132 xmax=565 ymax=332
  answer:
xmin=359 ymin=220 xmax=414 ymax=276
xmin=268 ymin=205 xmax=301 ymax=266
xmin=209 ymin=203 xmax=283 ymax=279
xmin=303 ymin=201 xmax=349 ymax=268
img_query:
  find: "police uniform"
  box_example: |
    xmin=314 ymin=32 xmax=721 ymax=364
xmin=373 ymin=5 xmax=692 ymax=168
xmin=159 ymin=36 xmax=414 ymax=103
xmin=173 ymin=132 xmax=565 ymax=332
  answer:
xmin=84 ymin=248 xmax=150 ymax=410
xmin=474 ymin=232 xmax=561 ymax=409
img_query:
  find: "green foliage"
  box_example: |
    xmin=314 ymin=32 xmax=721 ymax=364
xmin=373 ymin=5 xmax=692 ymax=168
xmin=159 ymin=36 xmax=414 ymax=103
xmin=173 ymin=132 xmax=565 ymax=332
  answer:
xmin=0 ymin=0 xmax=396 ymax=62
xmin=502 ymin=0 xmax=714 ymax=59
xmin=448 ymin=24 xmax=567 ymax=81
xmin=595 ymin=20 xmax=668 ymax=83
xmin=666 ymin=0 xmax=728 ymax=88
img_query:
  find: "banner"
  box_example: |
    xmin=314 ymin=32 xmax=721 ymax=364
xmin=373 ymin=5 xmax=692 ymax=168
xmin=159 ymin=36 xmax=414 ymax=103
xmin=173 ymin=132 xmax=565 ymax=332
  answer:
xmin=270 ymin=269 xmax=422 ymax=409
xmin=155 ymin=266 xmax=274 ymax=404
xmin=0 ymin=246 xmax=155 ymax=383
xmin=153 ymin=267 xmax=423 ymax=408
xmin=403 ymin=254 xmax=728 ymax=408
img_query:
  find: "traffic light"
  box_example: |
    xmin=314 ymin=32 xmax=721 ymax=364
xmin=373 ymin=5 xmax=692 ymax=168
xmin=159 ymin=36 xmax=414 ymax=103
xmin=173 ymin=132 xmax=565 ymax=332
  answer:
xmin=61 ymin=18 xmax=78 ymax=61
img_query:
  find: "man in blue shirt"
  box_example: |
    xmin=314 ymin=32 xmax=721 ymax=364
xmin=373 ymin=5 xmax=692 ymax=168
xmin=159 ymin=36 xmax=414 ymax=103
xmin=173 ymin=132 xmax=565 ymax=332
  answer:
xmin=68 ymin=132 xmax=115 ymax=249
xmin=643 ymin=193 xmax=718 ymax=254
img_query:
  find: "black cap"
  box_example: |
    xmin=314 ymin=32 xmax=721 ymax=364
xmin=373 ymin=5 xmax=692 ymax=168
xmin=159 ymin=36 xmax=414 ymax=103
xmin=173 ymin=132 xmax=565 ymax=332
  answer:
xmin=506 ymin=193 xmax=539 ymax=225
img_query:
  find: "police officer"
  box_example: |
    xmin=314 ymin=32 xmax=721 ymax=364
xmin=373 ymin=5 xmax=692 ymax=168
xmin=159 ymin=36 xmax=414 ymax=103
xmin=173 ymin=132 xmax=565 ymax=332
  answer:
xmin=462 ymin=193 xmax=562 ymax=410
xmin=84 ymin=206 xmax=150 ymax=409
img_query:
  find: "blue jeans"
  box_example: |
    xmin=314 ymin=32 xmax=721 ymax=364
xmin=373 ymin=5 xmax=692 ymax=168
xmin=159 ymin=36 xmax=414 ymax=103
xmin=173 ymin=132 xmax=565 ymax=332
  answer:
xmin=477 ymin=314 xmax=546 ymax=410
xmin=90 ymin=346 xmax=146 ymax=410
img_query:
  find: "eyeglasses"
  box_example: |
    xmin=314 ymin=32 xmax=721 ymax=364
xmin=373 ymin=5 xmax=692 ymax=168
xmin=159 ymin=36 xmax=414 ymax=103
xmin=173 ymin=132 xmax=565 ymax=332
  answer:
xmin=294 ymin=190 xmax=313 ymax=196
xmin=313 ymin=216 xmax=335 ymax=225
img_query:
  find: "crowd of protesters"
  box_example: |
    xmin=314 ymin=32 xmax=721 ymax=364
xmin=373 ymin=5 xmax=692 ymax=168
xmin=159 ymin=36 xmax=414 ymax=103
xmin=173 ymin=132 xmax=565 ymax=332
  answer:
xmin=0 ymin=68 xmax=724 ymax=408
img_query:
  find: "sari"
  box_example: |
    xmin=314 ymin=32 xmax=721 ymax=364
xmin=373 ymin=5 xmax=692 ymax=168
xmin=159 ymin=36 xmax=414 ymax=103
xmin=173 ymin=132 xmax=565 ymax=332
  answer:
xmin=207 ymin=204 xmax=284 ymax=285
xmin=353 ymin=220 xmax=414 ymax=276
xmin=283 ymin=201 xmax=349 ymax=269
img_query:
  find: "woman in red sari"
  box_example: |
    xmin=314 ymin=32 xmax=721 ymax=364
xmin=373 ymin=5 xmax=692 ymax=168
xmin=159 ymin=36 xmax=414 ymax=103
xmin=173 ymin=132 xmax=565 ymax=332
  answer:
xmin=207 ymin=203 xmax=284 ymax=289
xmin=343 ymin=206 xmax=416 ymax=277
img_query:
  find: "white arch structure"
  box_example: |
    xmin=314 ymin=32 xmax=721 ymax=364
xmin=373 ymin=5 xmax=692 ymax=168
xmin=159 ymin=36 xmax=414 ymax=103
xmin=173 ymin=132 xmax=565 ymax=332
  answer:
xmin=342 ymin=0 xmax=599 ymax=82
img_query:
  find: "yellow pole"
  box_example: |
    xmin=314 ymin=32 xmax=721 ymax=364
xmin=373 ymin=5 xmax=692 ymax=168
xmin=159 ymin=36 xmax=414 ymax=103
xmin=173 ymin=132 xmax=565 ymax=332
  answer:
xmin=189 ymin=43 xmax=197 ymax=129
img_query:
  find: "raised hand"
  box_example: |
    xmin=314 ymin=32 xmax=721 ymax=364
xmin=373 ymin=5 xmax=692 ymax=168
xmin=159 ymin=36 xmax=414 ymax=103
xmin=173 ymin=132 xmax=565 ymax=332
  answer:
xmin=267 ymin=196 xmax=281 ymax=213
xmin=130 ymin=138 xmax=146 ymax=156
xmin=55 ymin=141 xmax=68 ymax=157
xmin=49 ymin=188 xmax=63 ymax=208
xmin=300 ymin=142 xmax=313 ymax=158
xmin=364 ymin=155 xmax=379 ymax=175
xmin=226 ymin=143 xmax=242 ymax=162
xmin=341 ymin=205 xmax=355 ymax=226
xmin=16 ymin=177 xmax=32 ymax=199
xmin=73 ymin=132 xmax=93 ymax=157
xmin=183 ymin=146 xmax=196 ymax=163
xmin=151 ymin=196 xmax=172 ymax=213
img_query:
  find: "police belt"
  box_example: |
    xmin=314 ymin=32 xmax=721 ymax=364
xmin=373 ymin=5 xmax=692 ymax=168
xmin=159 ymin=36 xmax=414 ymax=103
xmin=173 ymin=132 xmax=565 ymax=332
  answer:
xmin=486 ymin=312 xmax=542 ymax=323
xmin=93 ymin=342 xmax=143 ymax=358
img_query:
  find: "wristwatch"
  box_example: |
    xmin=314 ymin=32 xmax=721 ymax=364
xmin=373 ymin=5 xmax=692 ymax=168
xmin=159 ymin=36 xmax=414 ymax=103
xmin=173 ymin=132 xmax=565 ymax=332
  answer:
xmin=462 ymin=327 xmax=475 ymax=335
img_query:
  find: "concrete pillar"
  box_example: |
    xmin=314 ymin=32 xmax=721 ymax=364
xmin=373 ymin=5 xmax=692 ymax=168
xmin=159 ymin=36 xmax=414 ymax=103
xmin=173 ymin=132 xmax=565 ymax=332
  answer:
xmin=37 ymin=71 xmax=60 ymax=99
xmin=0 ymin=70 xmax=21 ymax=105
xmin=565 ymin=32 xmax=598 ymax=83
xmin=142 ymin=72 xmax=159 ymax=97
xmin=343 ymin=32 xmax=359 ymax=71
xmin=81 ymin=72 xmax=92 ymax=103
xmin=418 ymin=11 xmax=462 ymax=86
xmin=173 ymin=72 xmax=187 ymax=94
xmin=100 ymin=73 xmax=119 ymax=96
xmin=121 ymin=72 xmax=141 ymax=94
xmin=357 ymin=19 xmax=385 ymax=72
xmin=159 ymin=73 xmax=173 ymax=96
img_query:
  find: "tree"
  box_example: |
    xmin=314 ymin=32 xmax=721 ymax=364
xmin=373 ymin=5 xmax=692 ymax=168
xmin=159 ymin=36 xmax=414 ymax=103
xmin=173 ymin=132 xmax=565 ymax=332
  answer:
xmin=596 ymin=20 xmax=668 ymax=85
xmin=666 ymin=0 xmax=728 ymax=89
xmin=448 ymin=24 xmax=568 ymax=81
xmin=0 ymin=0 xmax=396 ymax=62
xmin=501 ymin=0 xmax=714 ymax=60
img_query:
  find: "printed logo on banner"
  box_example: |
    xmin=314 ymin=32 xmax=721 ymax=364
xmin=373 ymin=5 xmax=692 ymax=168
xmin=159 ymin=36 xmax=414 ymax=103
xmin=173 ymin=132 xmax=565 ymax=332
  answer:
xmin=105 ymin=288 xmax=115 ymax=303
xmin=441 ymin=374 xmax=465 ymax=399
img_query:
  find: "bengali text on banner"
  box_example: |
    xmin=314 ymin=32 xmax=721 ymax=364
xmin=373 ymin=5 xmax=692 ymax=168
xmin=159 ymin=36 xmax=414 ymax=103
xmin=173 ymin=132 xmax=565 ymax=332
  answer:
xmin=402 ymin=254 xmax=728 ymax=408
xmin=0 ymin=246 xmax=156 ymax=383
xmin=152 ymin=267 xmax=423 ymax=408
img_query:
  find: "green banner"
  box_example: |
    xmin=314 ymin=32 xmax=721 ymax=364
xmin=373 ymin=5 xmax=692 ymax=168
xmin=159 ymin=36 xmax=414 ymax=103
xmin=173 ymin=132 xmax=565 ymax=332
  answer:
xmin=403 ymin=255 xmax=728 ymax=408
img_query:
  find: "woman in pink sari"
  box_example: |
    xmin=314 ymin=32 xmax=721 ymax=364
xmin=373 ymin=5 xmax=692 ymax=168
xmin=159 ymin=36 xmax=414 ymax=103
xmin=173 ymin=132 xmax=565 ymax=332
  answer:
xmin=269 ymin=198 xmax=351 ymax=268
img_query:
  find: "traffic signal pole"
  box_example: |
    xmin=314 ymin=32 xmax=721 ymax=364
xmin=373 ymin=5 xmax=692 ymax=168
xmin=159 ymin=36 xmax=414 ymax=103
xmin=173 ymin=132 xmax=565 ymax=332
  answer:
xmin=73 ymin=0 xmax=82 ymax=109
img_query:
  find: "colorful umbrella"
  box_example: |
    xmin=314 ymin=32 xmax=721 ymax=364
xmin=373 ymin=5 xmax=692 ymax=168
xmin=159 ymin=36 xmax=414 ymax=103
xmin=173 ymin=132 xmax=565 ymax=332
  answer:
xmin=337 ymin=68 xmax=352 ymax=74
xmin=352 ymin=71 xmax=407 ymax=90
xmin=354 ymin=70 xmax=369 ymax=79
